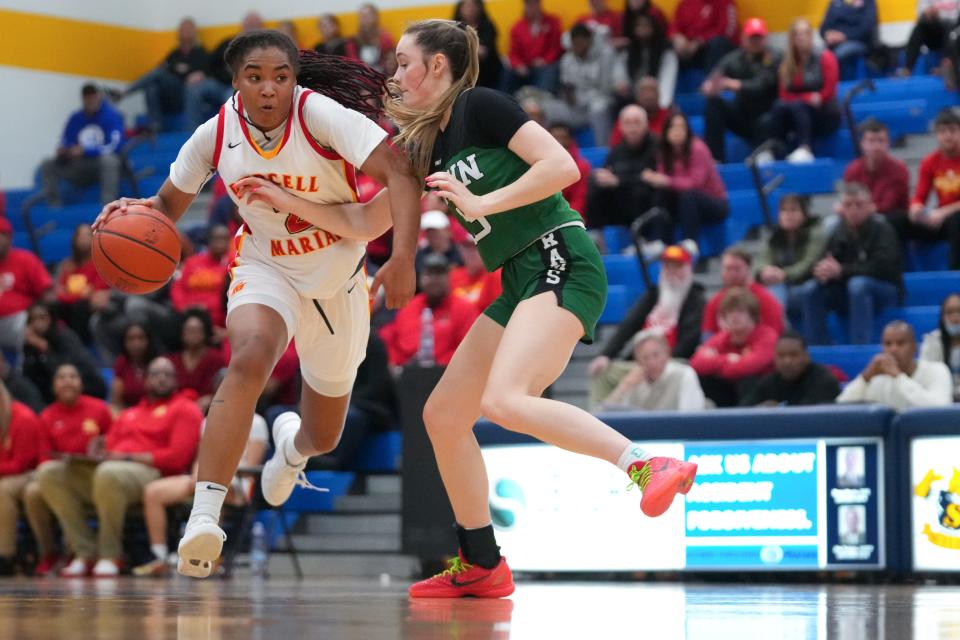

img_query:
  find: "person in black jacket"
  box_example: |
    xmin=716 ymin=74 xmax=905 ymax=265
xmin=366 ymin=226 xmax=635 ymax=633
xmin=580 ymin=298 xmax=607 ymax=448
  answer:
xmin=740 ymin=331 xmax=840 ymax=406
xmin=701 ymin=17 xmax=781 ymax=161
xmin=122 ymin=18 xmax=208 ymax=130
xmin=589 ymin=243 xmax=705 ymax=378
xmin=22 ymin=302 xmax=105 ymax=404
xmin=796 ymin=182 xmax=902 ymax=345
xmin=454 ymin=0 xmax=504 ymax=89
xmin=585 ymin=104 xmax=658 ymax=232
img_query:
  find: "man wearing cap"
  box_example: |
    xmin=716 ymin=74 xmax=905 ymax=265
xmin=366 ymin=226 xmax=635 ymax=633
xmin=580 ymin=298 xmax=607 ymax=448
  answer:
xmin=589 ymin=243 xmax=705 ymax=379
xmin=0 ymin=218 xmax=53 ymax=368
xmin=415 ymin=210 xmax=464 ymax=274
xmin=379 ymin=254 xmax=479 ymax=370
xmin=701 ymin=17 xmax=781 ymax=162
xmin=39 ymin=84 xmax=124 ymax=206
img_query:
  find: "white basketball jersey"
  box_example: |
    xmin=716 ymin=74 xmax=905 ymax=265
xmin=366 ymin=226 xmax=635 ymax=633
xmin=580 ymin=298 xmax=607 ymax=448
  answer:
xmin=213 ymin=86 xmax=374 ymax=300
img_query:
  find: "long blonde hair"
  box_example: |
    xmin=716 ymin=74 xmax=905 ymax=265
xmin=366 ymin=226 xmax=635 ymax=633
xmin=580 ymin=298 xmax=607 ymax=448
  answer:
xmin=385 ymin=19 xmax=480 ymax=179
xmin=779 ymin=18 xmax=813 ymax=88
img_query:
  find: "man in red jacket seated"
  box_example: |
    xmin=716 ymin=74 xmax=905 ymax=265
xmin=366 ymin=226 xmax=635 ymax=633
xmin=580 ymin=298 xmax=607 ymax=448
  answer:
xmin=30 ymin=363 xmax=114 ymax=575
xmin=380 ymin=254 xmax=479 ymax=370
xmin=703 ymin=246 xmax=783 ymax=337
xmin=0 ymin=216 xmax=53 ymax=368
xmin=170 ymin=224 xmax=231 ymax=329
xmin=503 ymin=0 xmax=564 ymax=93
xmin=691 ymin=287 xmax=777 ymax=407
xmin=669 ymin=0 xmax=739 ymax=72
xmin=0 ymin=380 xmax=46 ymax=575
xmin=37 ymin=357 xmax=202 ymax=577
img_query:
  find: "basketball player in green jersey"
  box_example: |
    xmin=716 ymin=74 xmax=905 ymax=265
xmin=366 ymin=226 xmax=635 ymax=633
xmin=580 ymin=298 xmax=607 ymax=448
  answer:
xmin=234 ymin=19 xmax=697 ymax=599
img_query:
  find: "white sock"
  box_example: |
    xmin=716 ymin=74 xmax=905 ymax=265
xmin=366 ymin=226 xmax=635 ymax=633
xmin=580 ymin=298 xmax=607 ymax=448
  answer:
xmin=151 ymin=543 xmax=168 ymax=561
xmin=616 ymin=444 xmax=651 ymax=474
xmin=188 ymin=481 xmax=228 ymax=525
xmin=283 ymin=431 xmax=308 ymax=467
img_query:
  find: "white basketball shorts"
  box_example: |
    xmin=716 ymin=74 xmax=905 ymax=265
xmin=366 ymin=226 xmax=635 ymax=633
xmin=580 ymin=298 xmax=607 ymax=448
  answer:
xmin=225 ymin=260 xmax=369 ymax=397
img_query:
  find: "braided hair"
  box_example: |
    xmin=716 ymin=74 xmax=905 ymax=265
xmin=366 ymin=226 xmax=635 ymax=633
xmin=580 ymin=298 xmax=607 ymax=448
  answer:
xmin=223 ymin=29 xmax=386 ymax=121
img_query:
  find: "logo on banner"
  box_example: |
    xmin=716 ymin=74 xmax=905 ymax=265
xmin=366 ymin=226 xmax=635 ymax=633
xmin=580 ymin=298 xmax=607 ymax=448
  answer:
xmin=490 ymin=479 xmax=525 ymax=530
xmin=915 ymin=468 xmax=960 ymax=550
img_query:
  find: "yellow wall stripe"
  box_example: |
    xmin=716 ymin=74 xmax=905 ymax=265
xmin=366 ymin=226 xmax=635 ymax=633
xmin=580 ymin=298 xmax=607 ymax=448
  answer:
xmin=0 ymin=1 xmax=918 ymax=83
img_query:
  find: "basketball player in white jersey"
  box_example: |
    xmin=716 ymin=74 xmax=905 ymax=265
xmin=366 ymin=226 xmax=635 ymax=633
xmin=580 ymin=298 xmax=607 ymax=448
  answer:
xmin=95 ymin=30 xmax=421 ymax=577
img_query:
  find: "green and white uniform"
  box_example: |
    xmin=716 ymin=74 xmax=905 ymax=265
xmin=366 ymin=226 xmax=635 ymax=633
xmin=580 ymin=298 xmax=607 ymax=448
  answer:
xmin=432 ymin=87 xmax=607 ymax=342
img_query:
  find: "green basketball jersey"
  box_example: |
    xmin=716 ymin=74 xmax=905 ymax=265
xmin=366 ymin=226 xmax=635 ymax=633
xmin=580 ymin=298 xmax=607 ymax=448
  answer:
xmin=430 ymin=88 xmax=583 ymax=271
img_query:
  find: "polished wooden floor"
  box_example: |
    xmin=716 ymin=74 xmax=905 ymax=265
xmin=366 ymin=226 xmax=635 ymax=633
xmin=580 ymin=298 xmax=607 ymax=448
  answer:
xmin=0 ymin=576 xmax=957 ymax=639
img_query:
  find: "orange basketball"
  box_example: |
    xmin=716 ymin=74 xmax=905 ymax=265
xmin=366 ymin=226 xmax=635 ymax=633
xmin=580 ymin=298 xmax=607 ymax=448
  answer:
xmin=92 ymin=205 xmax=181 ymax=295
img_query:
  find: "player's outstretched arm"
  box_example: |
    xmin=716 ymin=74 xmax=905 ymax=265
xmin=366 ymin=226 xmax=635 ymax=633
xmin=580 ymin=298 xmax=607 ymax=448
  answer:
xmin=94 ymin=179 xmax=196 ymax=230
xmin=233 ymin=176 xmax=393 ymax=241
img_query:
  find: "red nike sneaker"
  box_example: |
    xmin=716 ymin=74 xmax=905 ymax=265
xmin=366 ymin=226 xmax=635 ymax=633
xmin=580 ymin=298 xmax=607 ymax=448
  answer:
xmin=408 ymin=552 xmax=515 ymax=599
xmin=630 ymin=456 xmax=698 ymax=517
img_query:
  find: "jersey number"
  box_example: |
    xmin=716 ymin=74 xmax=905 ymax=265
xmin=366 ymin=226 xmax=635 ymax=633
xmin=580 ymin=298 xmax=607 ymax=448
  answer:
xmin=472 ymin=215 xmax=492 ymax=241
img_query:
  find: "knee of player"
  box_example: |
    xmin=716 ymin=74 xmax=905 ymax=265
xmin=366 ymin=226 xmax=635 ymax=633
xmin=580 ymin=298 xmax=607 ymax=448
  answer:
xmin=478 ymin=390 xmax=521 ymax=427
xmin=226 ymin=342 xmax=279 ymax=383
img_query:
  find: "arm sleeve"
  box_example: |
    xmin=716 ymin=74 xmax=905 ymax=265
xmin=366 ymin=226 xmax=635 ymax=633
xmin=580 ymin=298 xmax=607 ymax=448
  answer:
xmin=836 ymin=375 xmax=868 ymax=403
xmin=677 ymin=367 xmax=707 ymax=410
xmin=601 ymin=292 xmax=656 ymax=358
xmin=739 ymin=55 xmax=780 ymax=100
xmin=739 ymin=375 xmax=773 ymax=406
xmin=28 ymin=253 xmax=53 ymax=296
xmin=913 ymin=155 xmax=935 ymax=207
xmin=150 ymin=402 xmax=202 ymax=475
xmin=839 ymin=223 xmax=901 ymax=281
xmin=301 ymin=92 xmax=388 ymax=169
xmin=466 ymin=88 xmax=530 ymax=149
xmin=690 ymin=334 xmax=725 ymax=375
xmin=818 ymin=50 xmax=839 ymax=104
xmin=719 ymin=328 xmax=777 ymax=378
xmin=169 ymin=117 xmax=218 ymax=195
xmin=783 ymin=227 xmax=828 ymax=284
xmin=808 ymin=369 xmax=841 ymax=404
xmin=666 ymin=143 xmax=714 ymax=191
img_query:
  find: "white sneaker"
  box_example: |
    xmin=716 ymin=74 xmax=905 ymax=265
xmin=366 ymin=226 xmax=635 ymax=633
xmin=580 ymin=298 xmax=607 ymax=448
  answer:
xmin=177 ymin=519 xmax=226 ymax=579
xmin=786 ymin=146 xmax=815 ymax=164
xmin=92 ymin=558 xmax=120 ymax=577
xmin=60 ymin=558 xmax=92 ymax=577
xmin=261 ymin=412 xmax=328 ymax=506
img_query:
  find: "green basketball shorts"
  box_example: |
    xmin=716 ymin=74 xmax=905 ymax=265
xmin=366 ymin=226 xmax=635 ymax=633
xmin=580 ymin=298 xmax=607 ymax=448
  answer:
xmin=484 ymin=223 xmax=607 ymax=343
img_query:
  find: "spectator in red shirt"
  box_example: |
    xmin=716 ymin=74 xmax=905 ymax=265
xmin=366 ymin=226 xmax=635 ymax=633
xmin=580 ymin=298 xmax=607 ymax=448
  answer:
xmin=37 ymin=356 xmax=202 ymax=577
xmin=769 ymin=19 xmax=841 ymax=164
xmin=910 ymin=108 xmax=960 ymax=269
xmin=703 ymin=246 xmax=784 ymax=336
xmin=170 ymin=309 xmax=226 ymax=412
xmin=548 ymin=122 xmax=591 ymax=217
xmin=170 ymin=224 xmax=230 ymax=329
xmin=449 ymin=237 xmax=502 ymax=312
xmin=0 ymin=381 xmax=47 ymax=576
xmin=380 ymin=255 xmax=479 ymax=369
xmin=111 ymin=321 xmax=160 ymax=413
xmin=0 ymin=216 xmax=53 ymax=368
xmin=691 ymin=287 xmax=777 ymax=406
xmin=353 ymin=3 xmax=397 ymax=75
xmin=576 ymin=0 xmax=623 ymax=44
xmin=53 ymin=223 xmax=110 ymax=344
xmin=669 ymin=0 xmax=739 ymax=71
xmin=31 ymin=363 xmax=113 ymax=574
xmin=504 ymin=0 xmax=564 ymax=94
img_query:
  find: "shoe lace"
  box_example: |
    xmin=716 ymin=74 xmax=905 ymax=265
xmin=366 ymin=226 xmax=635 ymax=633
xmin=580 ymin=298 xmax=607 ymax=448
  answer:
xmin=294 ymin=471 xmax=330 ymax=493
xmin=627 ymin=464 xmax=652 ymax=492
xmin=437 ymin=556 xmax=473 ymax=578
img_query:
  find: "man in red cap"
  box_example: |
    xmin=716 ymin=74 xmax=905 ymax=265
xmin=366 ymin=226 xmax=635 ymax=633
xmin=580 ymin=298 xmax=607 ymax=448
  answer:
xmin=0 ymin=218 xmax=52 ymax=368
xmin=701 ymin=17 xmax=782 ymax=161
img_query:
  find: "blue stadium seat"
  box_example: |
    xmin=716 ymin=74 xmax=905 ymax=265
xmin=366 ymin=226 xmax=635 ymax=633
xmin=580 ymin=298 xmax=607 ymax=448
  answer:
xmin=902 ymin=271 xmax=960 ymax=307
xmin=850 ymin=99 xmax=930 ymax=136
xmin=699 ymin=216 xmax=752 ymax=258
xmin=600 ymin=284 xmax=630 ymax=324
xmin=905 ymin=241 xmax=949 ymax=272
xmin=758 ymin=159 xmax=843 ymax=195
xmin=3 ymin=189 xmax=34 ymax=217
xmin=29 ymin=203 xmax=97 ymax=232
xmin=688 ymin=115 xmax=704 ymax=137
xmin=602 ymin=225 xmax=632 ymax=254
xmin=580 ymin=146 xmax=608 ymax=168
xmin=12 ymin=232 xmax=30 ymax=251
xmin=726 ymin=189 xmax=769 ymax=227
xmin=675 ymin=68 xmax=707 ymax=97
xmin=38 ymin=229 xmax=74 ymax=264
xmin=877 ymin=306 xmax=941 ymax=341
xmin=813 ymin=130 xmax=856 ymax=161
xmin=573 ymin=127 xmax=596 ymax=148
xmin=603 ymin=254 xmax=645 ymax=299
xmin=674 ymin=92 xmax=705 ymax=117
xmin=808 ymin=344 xmax=878 ymax=380
xmin=352 ymin=432 xmax=401 ymax=472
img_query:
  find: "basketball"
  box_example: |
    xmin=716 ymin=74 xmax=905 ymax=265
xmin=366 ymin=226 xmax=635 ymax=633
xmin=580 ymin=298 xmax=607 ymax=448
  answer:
xmin=92 ymin=204 xmax=181 ymax=295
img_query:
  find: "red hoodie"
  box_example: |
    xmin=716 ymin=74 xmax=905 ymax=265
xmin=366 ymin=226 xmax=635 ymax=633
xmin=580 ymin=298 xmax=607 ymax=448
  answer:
xmin=106 ymin=393 xmax=202 ymax=476
xmin=509 ymin=12 xmax=564 ymax=68
xmin=0 ymin=402 xmax=46 ymax=476
xmin=40 ymin=395 xmax=113 ymax=458
xmin=690 ymin=325 xmax=778 ymax=381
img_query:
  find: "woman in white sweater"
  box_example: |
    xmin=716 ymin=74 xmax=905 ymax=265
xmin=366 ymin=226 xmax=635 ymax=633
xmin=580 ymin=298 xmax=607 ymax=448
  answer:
xmin=919 ymin=292 xmax=960 ymax=400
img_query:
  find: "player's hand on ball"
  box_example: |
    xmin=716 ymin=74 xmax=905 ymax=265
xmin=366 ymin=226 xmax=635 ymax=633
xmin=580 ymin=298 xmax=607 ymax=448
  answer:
xmin=425 ymin=172 xmax=488 ymax=221
xmin=234 ymin=176 xmax=296 ymax=212
xmin=94 ymin=197 xmax=159 ymax=231
xmin=370 ymin=256 xmax=416 ymax=310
